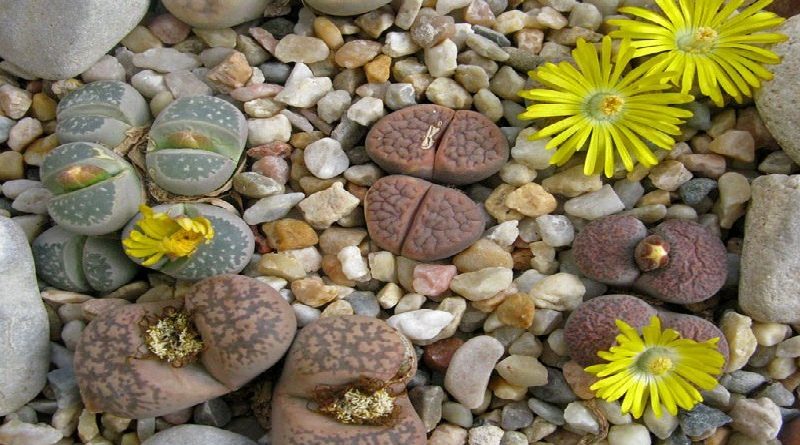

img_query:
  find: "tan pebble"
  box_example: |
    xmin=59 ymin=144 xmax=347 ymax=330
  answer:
xmin=495 ymin=292 xmax=535 ymax=329
xmin=485 ymin=184 xmax=524 ymax=222
xmin=258 ymin=253 xmax=307 ymax=281
xmin=320 ymin=299 xmax=354 ymax=317
xmin=321 ymin=254 xmax=357 ymax=286
xmin=364 ymin=54 xmax=392 ymax=84
xmin=721 ymin=311 xmax=757 ymax=372
xmin=313 ymin=17 xmax=344 ymax=50
xmin=30 ymin=93 xmax=57 ymax=121
xmin=708 ymin=129 xmax=755 ymax=163
xmin=262 ymin=218 xmax=319 ymax=251
xmin=504 ymin=183 xmax=557 ymax=217
xmin=637 ymin=189 xmax=671 ymax=207
xmin=541 ymin=164 xmax=602 ymax=197
xmin=22 ymin=134 xmax=59 ymax=167
xmin=121 ymin=26 xmax=163 ymax=52
xmin=334 ymin=40 xmax=382 ymax=69
xmin=291 ymin=277 xmax=339 ymax=307
xmin=207 ymin=51 xmax=253 ymax=91
xmin=490 ymin=375 xmax=528 ymax=400
xmin=678 ymin=153 xmax=726 ymax=179
xmin=453 ymin=239 xmax=513 ymax=273
xmin=562 ymin=360 xmax=598 ymax=400
xmin=470 ymin=291 xmax=508 ymax=313
xmin=77 ymin=409 xmax=100 ymax=442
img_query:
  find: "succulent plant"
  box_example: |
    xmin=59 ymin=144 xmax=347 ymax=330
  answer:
xmin=74 ymin=274 xmax=297 ymax=418
xmin=41 ymin=141 xmax=145 ymax=236
xmin=271 ymin=315 xmax=427 ymax=445
xmin=56 ymin=80 xmax=151 ymax=148
xmin=147 ymin=96 xmax=247 ymax=196
xmin=572 ymin=216 xmax=727 ymax=304
xmin=121 ymin=203 xmax=254 ymax=280
xmin=364 ymin=175 xmax=485 ymax=262
xmin=32 ymin=225 xmax=139 ymax=293
xmin=563 ymin=295 xmax=729 ymax=367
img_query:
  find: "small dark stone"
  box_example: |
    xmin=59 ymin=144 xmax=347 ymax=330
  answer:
xmin=473 ymin=25 xmax=511 ymax=47
xmin=423 ymin=337 xmax=465 ymax=373
xmin=408 ymin=385 xmax=444 ymax=433
xmin=193 ymin=398 xmax=232 ymax=427
xmin=408 ymin=368 xmax=431 ymax=389
xmin=755 ymin=383 xmax=795 ymax=407
xmin=529 ymin=368 xmax=577 ymax=405
xmin=259 ymin=62 xmax=291 ymax=84
xmin=500 ymin=401 xmax=534 ymax=430
xmin=679 ymin=404 xmax=731 ymax=437
xmin=663 ymin=427 xmax=692 ymax=445
xmin=679 ymin=178 xmax=718 ymax=205
xmin=332 ymin=117 xmax=367 ymax=150
xmin=344 ymin=145 xmax=371 ymax=165
xmin=683 ymin=102 xmax=712 ymax=131
xmin=261 ymin=18 xmax=294 ymax=38
xmin=528 ymin=398 xmax=565 ymax=426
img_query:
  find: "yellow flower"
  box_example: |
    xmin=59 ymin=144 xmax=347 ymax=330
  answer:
xmin=609 ymin=0 xmax=787 ymax=107
xmin=518 ymin=36 xmax=694 ymax=178
xmin=123 ymin=205 xmax=214 ymax=266
xmin=585 ymin=316 xmax=724 ymax=419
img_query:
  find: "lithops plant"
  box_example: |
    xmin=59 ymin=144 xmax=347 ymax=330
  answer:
xmin=32 ymin=225 xmax=139 ymax=293
xmin=271 ymin=315 xmax=427 ymax=445
xmin=572 ymin=216 xmax=727 ymax=304
xmin=41 ymin=141 xmax=145 ymax=235
xmin=366 ymin=104 xmax=509 ymax=185
xmin=147 ymin=96 xmax=247 ymax=196
xmin=75 ymin=274 xmax=297 ymax=418
xmin=364 ymin=175 xmax=485 ymax=262
xmin=121 ymin=203 xmax=254 ymax=280
xmin=56 ymin=80 xmax=150 ymax=147
xmin=563 ymin=295 xmax=729 ymax=367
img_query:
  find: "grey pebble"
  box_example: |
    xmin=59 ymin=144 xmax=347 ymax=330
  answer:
xmin=678 ymin=403 xmax=731 ymax=437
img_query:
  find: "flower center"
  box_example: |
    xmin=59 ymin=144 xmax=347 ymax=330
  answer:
xmin=678 ymin=26 xmax=718 ymax=53
xmin=161 ymin=224 xmax=207 ymax=259
xmin=636 ymin=347 xmax=675 ymax=376
xmin=142 ymin=308 xmax=204 ymax=367
xmin=647 ymin=356 xmax=673 ymax=375
xmin=586 ymin=93 xmax=626 ymax=121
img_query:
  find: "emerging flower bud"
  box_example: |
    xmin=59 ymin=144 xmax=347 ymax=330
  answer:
xmin=635 ymin=235 xmax=670 ymax=272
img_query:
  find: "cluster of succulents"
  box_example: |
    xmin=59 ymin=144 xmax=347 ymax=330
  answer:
xmin=74 ymin=275 xmax=296 ymax=418
xmin=146 ymin=96 xmax=248 ymax=196
xmin=572 ymin=215 xmax=728 ymax=304
xmin=271 ymin=315 xmax=427 ymax=444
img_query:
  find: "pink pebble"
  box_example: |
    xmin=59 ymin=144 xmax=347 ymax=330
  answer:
xmin=247 ymin=142 xmax=293 ymax=159
xmin=252 ymin=156 xmax=289 ymax=185
xmin=230 ymin=83 xmax=283 ymax=102
xmin=148 ymin=13 xmax=191 ymax=44
xmin=249 ymin=27 xmax=278 ymax=54
xmin=412 ymin=264 xmax=457 ymax=296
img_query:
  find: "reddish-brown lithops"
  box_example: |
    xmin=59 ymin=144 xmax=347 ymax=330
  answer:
xmin=366 ymin=104 xmax=509 ymax=185
xmin=74 ymin=275 xmax=296 ymax=418
xmin=270 ymin=315 xmax=427 ymax=445
xmin=365 ymin=175 xmax=484 ymax=262
xmin=573 ymin=216 xmax=727 ymax=304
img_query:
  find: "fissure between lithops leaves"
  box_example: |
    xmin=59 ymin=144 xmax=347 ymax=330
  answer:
xmin=141 ymin=308 xmax=204 ymax=368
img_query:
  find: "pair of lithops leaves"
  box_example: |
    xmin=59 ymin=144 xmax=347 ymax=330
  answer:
xmin=362 ymin=105 xmax=511 ymax=262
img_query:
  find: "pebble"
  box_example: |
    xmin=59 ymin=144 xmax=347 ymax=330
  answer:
xmin=530 ymin=368 xmax=576 ymax=404
xmin=317 ymin=90 xmax=352 ymax=124
xmin=274 ymin=35 xmax=330 ymax=63
xmin=721 ymin=370 xmax=767 ymax=394
xmin=387 ymin=309 xmax=454 ymax=341
xmin=500 ymin=401 xmax=534 ymax=430
xmin=0 ymin=419 xmax=63 ymax=445
xmin=247 ymin=115 xmax=292 ymax=146
xmin=335 ymin=40 xmax=382 ymax=68
xmin=131 ymin=70 xmax=168 ymax=98
xmin=441 ymin=401 xmax=473 ymax=428
xmin=262 ymin=219 xmax=318 ymax=251
xmin=644 ymin=405 xmax=678 ymax=439
xmin=258 ymin=253 xmax=307 ymax=281
xmin=242 ymin=192 xmax=305 ymax=225
xmin=528 ymin=273 xmax=585 ymax=311
xmin=426 ymin=77 xmax=473 ymax=109
xmin=275 ymin=63 xmax=332 ymax=108
xmin=564 ymin=184 xmax=624 ymax=219
xmin=755 ymin=382 xmax=795 ymax=407
xmin=337 ymin=245 xmax=370 ymax=281
xmin=7 ymin=117 xmax=41 ymax=152
xmin=413 ymin=264 xmax=457 ymax=296
xmin=608 ymin=424 xmax=651 ymax=445
xmin=495 ymin=355 xmax=548 ymax=387
xmin=141 ymin=425 xmax=255 ymax=445
xmin=148 ymin=14 xmax=191 ymax=44
xmin=164 ymin=70 xmax=212 ymax=97
xmin=2 ymin=180 xmax=42 ymax=200
xmin=395 ymin=293 xmax=426 ymax=314
xmin=425 ymin=39 xmax=458 ymax=78
xmin=729 ymin=397 xmax=782 ymax=441
xmin=194 ymin=398 xmax=232 ymax=428
xmin=444 ymin=335 xmax=504 ymax=409
xmin=232 ymin=172 xmax=284 ymax=198
xmin=679 ymin=178 xmax=718 ymax=205
xmin=504 ymin=183 xmax=556 ymax=217
xmin=563 ymin=401 xmax=600 ymax=435
xmin=343 ymin=291 xmax=380 ymax=317
xmin=132 ymin=48 xmax=201 ymax=72
xmin=709 ymin=130 xmax=755 ymax=162
xmin=409 ymin=386 xmax=444 ymax=432
xmin=468 ymin=425 xmax=504 ymax=445
xmin=450 ymin=267 xmax=513 ymax=301
xmin=11 ymin=188 xmax=52 ymax=215
xmin=679 ymin=403 xmax=731 ymax=437
xmin=346 ymin=97 xmax=386 ymax=126
xmin=721 ymin=311 xmax=758 ymax=372
xmin=535 ymin=215 xmax=574 ymax=247
xmin=511 ymin=128 xmax=554 ymax=170
xmin=714 ymin=172 xmax=751 ymax=229
xmin=528 ymin=398 xmax=565 ymax=426
xmin=0 ymin=86 xmax=31 ymax=120
xmin=298 ymin=182 xmax=360 ymax=229
xmin=430 ymin=424 xmax=468 ymax=445
xmin=303 ymin=137 xmax=349 ymax=180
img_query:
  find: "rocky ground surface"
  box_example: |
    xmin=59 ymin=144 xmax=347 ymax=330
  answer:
xmin=1 ymin=0 xmax=800 ymax=444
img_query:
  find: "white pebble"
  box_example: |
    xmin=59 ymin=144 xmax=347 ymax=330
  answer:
xmin=317 ymin=90 xmax=352 ymax=124
xmin=564 ymin=184 xmax=625 ymax=219
xmin=274 ymin=63 xmax=332 ymax=108
xmin=387 ymin=309 xmax=455 ymax=341
xmin=529 ymin=273 xmax=585 ymax=311
xmin=11 ymin=187 xmax=52 ymax=215
xmin=608 ymin=424 xmax=651 ymax=445
xmin=564 ymin=401 xmax=600 ymax=435
xmin=346 ymin=97 xmax=386 ymax=126
xmin=337 ymin=245 xmax=371 ymax=282
xmin=131 ymin=70 xmax=168 ymax=98
xmin=535 ymin=215 xmax=574 ymax=247
xmin=304 ymin=137 xmax=349 ymax=179
xmin=484 ymin=220 xmax=519 ymax=248
xmin=425 ymin=39 xmax=458 ymax=78
xmin=247 ymin=114 xmax=292 ymax=145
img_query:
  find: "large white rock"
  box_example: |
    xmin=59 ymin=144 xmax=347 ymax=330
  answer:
xmin=142 ymin=425 xmax=256 ymax=445
xmin=162 ymin=0 xmax=271 ymax=29
xmin=0 ymin=0 xmax=149 ymax=80
xmin=0 ymin=217 xmax=49 ymax=415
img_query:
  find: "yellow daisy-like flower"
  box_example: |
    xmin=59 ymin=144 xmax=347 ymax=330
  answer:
xmin=122 ymin=205 xmax=214 ymax=266
xmin=585 ymin=316 xmax=724 ymax=419
xmin=609 ymin=0 xmax=787 ymax=107
xmin=518 ymin=36 xmax=694 ymax=178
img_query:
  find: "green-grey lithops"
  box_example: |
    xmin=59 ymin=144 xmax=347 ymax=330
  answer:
xmin=41 ymin=142 xmax=145 ymax=236
xmin=121 ymin=203 xmax=254 ymax=280
xmin=56 ymin=80 xmax=151 ymax=147
xmin=146 ymin=96 xmax=248 ymax=196
xmin=32 ymin=225 xmax=139 ymax=293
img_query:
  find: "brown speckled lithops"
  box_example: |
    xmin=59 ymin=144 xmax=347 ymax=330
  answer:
xmin=366 ymin=104 xmax=509 ymax=185
xmin=271 ymin=315 xmax=426 ymax=445
xmin=364 ymin=175 xmax=485 ymax=262
xmin=74 ymin=275 xmax=296 ymax=418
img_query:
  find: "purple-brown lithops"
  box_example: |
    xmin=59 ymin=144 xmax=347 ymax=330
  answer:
xmin=271 ymin=315 xmax=427 ymax=445
xmin=572 ymin=216 xmax=727 ymax=304
xmin=365 ymin=104 xmax=509 ymax=185
xmin=74 ymin=274 xmax=296 ymax=418
xmin=564 ymin=295 xmax=729 ymax=367
xmin=364 ymin=175 xmax=485 ymax=262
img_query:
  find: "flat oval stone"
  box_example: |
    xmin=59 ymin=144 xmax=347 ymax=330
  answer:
xmin=444 ymin=335 xmax=504 ymax=409
xmin=364 ymin=175 xmax=484 ymax=262
xmin=0 ymin=217 xmax=49 ymax=415
xmin=162 ymin=0 xmax=271 ymax=28
xmin=366 ymin=104 xmax=509 ymax=185
xmin=303 ymin=0 xmax=392 ymax=16
xmin=142 ymin=425 xmax=255 ymax=445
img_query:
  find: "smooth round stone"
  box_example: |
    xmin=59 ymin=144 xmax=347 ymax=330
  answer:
xmin=162 ymin=0 xmax=271 ymax=28
xmin=303 ymin=0 xmax=392 ymax=16
xmin=0 ymin=217 xmax=49 ymax=415
xmin=142 ymin=425 xmax=255 ymax=445
xmin=608 ymin=424 xmax=651 ymax=445
xmin=444 ymin=335 xmax=504 ymax=409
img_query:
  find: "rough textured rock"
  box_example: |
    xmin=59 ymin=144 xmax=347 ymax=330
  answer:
xmin=142 ymin=425 xmax=255 ymax=445
xmin=75 ymin=275 xmax=296 ymax=418
xmin=271 ymin=315 xmax=427 ymax=445
xmin=0 ymin=0 xmax=149 ymax=79
xmin=740 ymin=175 xmax=800 ymax=323
xmin=756 ymin=15 xmax=800 ymax=165
xmin=365 ymin=175 xmax=485 ymax=262
xmin=0 ymin=217 xmax=49 ymax=415
xmin=366 ymin=104 xmax=509 ymax=185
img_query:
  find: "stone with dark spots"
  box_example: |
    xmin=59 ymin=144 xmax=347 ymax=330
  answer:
xmin=364 ymin=175 xmax=484 ymax=262
xmin=366 ymin=105 xmax=508 ymax=185
xmin=634 ymin=220 xmax=727 ymax=304
xmin=271 ymin=315 xmax=427 ymax=445
xmin=74 ymin=275 xmax=296 ymax=419
xmin=572 ymin=215 xmax=647 ymax=286
xmin=563 ymin=295 xmax=657 ymax=366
